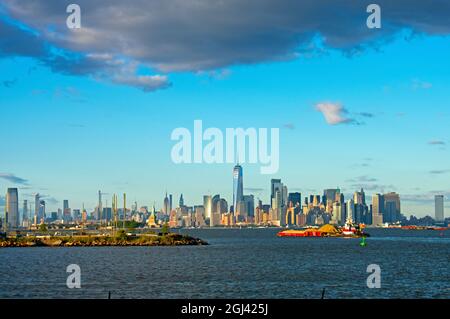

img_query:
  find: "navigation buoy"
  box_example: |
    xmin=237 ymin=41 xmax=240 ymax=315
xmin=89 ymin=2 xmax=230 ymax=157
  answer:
xmin=360 ymin=236 xmax=367 ymax=247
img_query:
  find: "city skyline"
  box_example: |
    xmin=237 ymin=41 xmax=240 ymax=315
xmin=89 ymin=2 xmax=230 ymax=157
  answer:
xmin=1 ymin=165 xmax=447 ymax=221
xmin=1 ymin=1 xmax=450 ymax=217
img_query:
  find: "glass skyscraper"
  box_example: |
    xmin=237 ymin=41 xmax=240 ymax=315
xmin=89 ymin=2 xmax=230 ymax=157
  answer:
xmin=6 ymin=188 xmax=19 ymax=228
xmin=232 ymin=164 xmax=243 ymax=213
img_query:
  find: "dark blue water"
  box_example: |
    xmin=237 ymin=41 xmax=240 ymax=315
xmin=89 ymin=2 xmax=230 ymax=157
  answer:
xmin=0 ymin=228 xmax=449 ymax=298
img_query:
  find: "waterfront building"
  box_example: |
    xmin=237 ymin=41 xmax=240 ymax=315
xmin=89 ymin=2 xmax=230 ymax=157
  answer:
xmin=235 ymin=200 xmax=247 ymax=221
xmin=243 ymin=195 xmax=254 ymax=217
xmin=218 ymin=198 xmax=228 ymax=215
xmin=312 ymin=195 xmax=321 ymax=207
xmin=221 ymin=213 xmax=234 ymax=226
xmin=255 ymin=206 xmax=263 ymax=224
xmin=286 ymin=202 xmax=296 ymax=226
xmin=372 ymin=194 xmax=384 ymax=226
xmin=331 ymin=202 xmax=343 ymax=224
xmin=6 ymin=188 xmax=19 ymax=228
xmin=384 ymin=192 xmax=401 ymax=223
xmin=203 ymin=195 xmax=212 ymax=220
xmin=346 ymin=199 xmax=354 ymax=223
xmin=315 ymin=215 xmax=324 ymax=225
xmin=210 ymin=211 xmax=221 ymax=227
xmin=435 ymin=195 xmax=444 ymax=222
xmin=194 ymin=206 xmax=206 ymax=227
xmin=102 ymin=207 xmax=111 ymax=221
xmin=211 ymin=194 xmax=222 ymax=223
xmin=288 ymin=192 xmax=301 ymax=207
xmin=296 ymin=212 xmax=306 ymax=226
xmin=63 ymin=200 xmax=71 ymax=222
xmin=324 ymin=188 xmax=338 ymax=212
xmin=169 ymin=210 xmax=178 ymax=227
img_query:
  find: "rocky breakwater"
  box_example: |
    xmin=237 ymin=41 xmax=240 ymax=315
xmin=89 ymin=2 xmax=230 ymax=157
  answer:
xmin=0 ymin=233 xmax=208 ymax=247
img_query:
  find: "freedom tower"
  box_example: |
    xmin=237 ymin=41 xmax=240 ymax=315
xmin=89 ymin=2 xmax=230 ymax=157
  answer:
xmin=232 ymin=164 xmax=243 ymax=213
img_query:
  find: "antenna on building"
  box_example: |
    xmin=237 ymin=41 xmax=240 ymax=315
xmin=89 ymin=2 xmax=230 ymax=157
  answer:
xmin=123 ymin=193 xmax=126 ymax=229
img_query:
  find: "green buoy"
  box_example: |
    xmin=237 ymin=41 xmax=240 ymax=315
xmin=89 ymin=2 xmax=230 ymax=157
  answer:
xmin=360 ymin=236 xmax=367 ymax=247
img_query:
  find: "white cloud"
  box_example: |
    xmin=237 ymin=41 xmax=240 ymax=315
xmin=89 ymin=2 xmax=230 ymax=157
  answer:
xmin=315 ymin=102 xmax=354 ymax=125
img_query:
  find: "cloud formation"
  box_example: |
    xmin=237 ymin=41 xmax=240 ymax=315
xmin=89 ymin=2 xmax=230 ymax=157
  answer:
xmin=402 ymin=191 xmax=450 ymax=204
xmin=428 ymin=140 xmax=446 ymax=145
xmin=40 ymin=195 xmax=59 ymax=205
xmin=0 ymin=173 xmax=29 ymax=185
xmin=2 ymin=78 xmax=17 ymax=88
xmin=315 ymin=102 xmax=356 ymax=125
xmin=283 ymin=123 xmax=296 ymax=130
xmin=429 ymin=169 xmax=450 ymax=175
xmin=1 ymin=0 xmax=450 ymax=90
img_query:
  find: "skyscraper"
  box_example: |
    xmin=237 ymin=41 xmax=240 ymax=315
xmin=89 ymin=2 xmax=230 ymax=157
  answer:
xmin=346 ymin=199 xmax=354 ymax=223
xmin=179 ymin=193 xmax=184 ymax=207
xmin=353 ymin=188 xmax=366 ymax=205
xmin=324 ymin=189 xmax=337 ymax=204
xmin=22 ymin=199 xmax=28 ymax=226
xmin=34 ymin=193 xmax=40 ymax=224
xmin=372 ymin=194 xmax=384 ymax=226
xmin=98 ymin=190 xmax=102 ymax=220
xmin=203 ymin=195 xmax=212 ymax=220
xmin=323 ymin=188 xmax=338 ymax=213
xmin=384 ymin=192 xmax=401 ymax=223
xmin=243 ymin=195 xmax=255 ymax=217
xmin=232 ymin=164 xmax=243 ymax=212
xmin=288 ymin=192 xmax=301 ymax=207
xmin=435 ymin=195 xmax=444 ymax=222
xmin=6 ymin=188 xmax=19 ymax=228
xmin=38 ymin=200 xmax=46 ymax=223
xmin=63 ymin=199 xmax=71 ymax=222
xmin=163 ymin=192 xmax=170 ymax=214
xmin=332 ymin=202 xmax=343 ymax=224
xmin=271 ymin=179 xmax=282 ymax=204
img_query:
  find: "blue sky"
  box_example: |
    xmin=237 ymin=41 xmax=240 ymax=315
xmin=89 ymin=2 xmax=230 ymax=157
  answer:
xmin=1 ymin=1 xmax=450 ymax=217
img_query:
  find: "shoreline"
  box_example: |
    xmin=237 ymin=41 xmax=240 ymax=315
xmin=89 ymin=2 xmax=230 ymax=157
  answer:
xmin=0 ymin=233 xmax=208 ymax=248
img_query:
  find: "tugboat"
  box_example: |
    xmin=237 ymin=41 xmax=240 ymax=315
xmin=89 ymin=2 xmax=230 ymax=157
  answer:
xmin=342 ymin=221 xmax=358 ymax=236
xmin=342 ymin=220 xmax=368 ymax=237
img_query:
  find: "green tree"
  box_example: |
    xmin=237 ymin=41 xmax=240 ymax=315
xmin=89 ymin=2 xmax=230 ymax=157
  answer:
xmin=161 ymin=223 xmax=170 ymax=235
xmin=115 ymin=229 xmax=127 ymax=241
xmin=39 ymin=224 xmax=48 ymax=232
